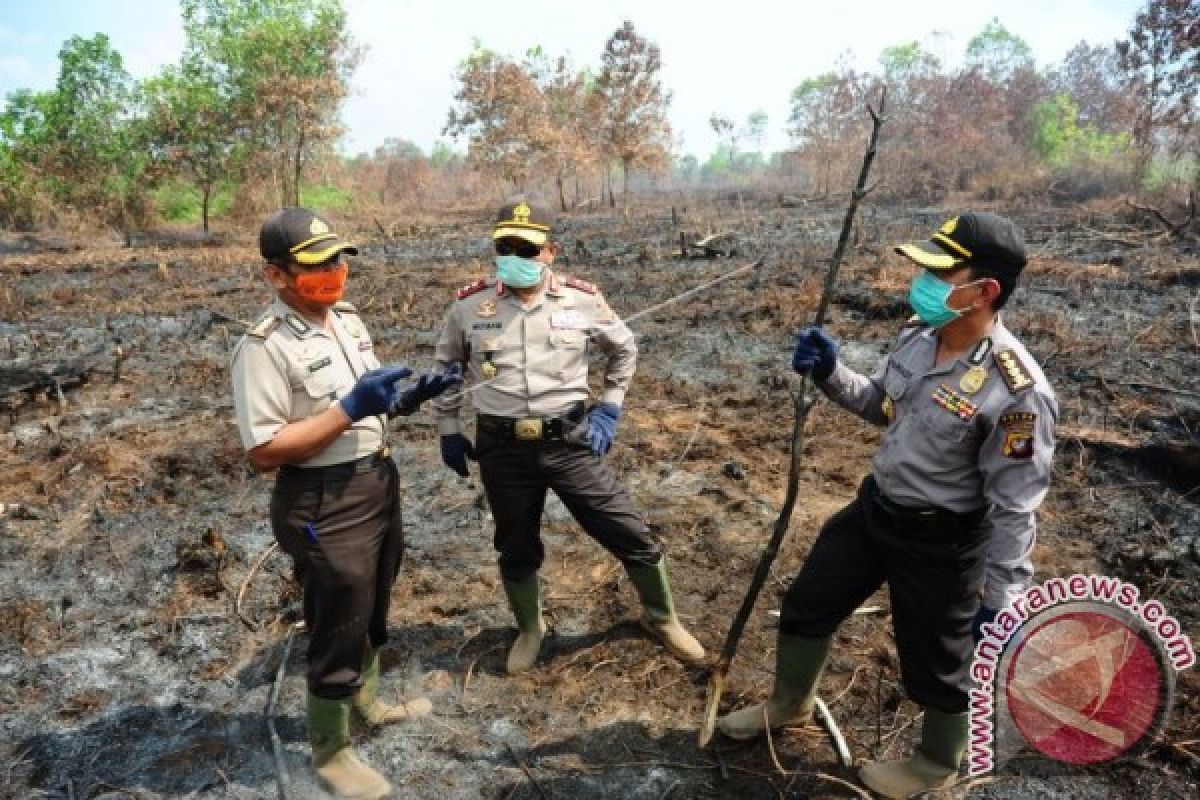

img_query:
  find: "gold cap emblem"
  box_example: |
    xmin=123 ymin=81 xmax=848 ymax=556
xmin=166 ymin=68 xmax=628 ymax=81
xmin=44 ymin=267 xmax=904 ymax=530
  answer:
xmin=310 ymin=217 xmax=330 ymax=235
xmin=939 ymin=216 xmax=959 ymax=235
xmin=513 ymin=203 xmax=531 ymax=223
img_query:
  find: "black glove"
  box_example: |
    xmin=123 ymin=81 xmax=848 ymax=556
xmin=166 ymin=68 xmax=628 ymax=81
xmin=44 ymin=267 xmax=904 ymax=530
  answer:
xmin=440 ymin=433 xmax=475 ymax=477
xmin=391 ymin=364 xmax=463 ymax=416
xmin=791 ymin=327 xmax=837 ymax=382
xmin=339 ymin=365 xmax=412 ymax=422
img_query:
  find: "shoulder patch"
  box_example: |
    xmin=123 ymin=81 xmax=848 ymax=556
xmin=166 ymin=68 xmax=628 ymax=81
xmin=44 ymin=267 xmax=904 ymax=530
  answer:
xmin=333 ymin=300 xmax=358 ymax=313
xmin=456 ymin=278 xmax=491 ymax=300
xmin=564 ymin=276 xmax=597 ymax=295
xmin=902 ymin=314 xmax=925 ymax=328
xmin=994 ymin=349 xmax=1034 ymax=394
xmin=248 ymin=315 xmax=281 ymax=339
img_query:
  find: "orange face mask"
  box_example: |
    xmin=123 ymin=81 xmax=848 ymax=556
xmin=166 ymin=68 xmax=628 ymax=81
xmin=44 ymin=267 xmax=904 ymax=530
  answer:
xmin=291 ymin=263 xmax=348 ymax=305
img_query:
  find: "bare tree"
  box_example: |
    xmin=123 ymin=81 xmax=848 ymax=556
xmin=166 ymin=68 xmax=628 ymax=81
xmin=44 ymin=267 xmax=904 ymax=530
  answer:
xmin=594 ymin=21 xmax=672 ymax=209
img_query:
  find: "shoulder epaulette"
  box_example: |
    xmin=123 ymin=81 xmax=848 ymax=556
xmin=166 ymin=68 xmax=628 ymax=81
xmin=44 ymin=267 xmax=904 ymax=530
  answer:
xmin=248 ymin=315 xmax=281 ymax=339
xmin=564 ymin=276 xmax=597 ymax=294
xmin=456 ymin=278 xmax=491 ymax=300
xmin=994 ymin=349 xmax=1034 ymax=393
xmin=333 ymin=300 xmax=358 ymax=314
xmin=902 ymin=314 xmax=925 ymax=328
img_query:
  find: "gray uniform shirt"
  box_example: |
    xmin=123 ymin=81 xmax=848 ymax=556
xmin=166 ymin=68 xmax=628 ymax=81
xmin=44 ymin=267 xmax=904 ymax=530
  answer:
xmin=819 ymin=318 xmax=1058 ymax=610
xmin=431 ymin=271 xmax=637 ymax=435
xmin=230 ymin=298 xmax=384 ymax=467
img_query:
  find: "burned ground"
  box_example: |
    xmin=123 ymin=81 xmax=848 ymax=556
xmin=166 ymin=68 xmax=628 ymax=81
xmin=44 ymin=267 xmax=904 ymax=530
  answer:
xmin=1 ymin=197 xmax=1197 ymax=799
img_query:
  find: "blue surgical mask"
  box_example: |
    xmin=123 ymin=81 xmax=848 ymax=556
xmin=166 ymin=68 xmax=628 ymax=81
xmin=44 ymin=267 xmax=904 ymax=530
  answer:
xmin=495 ymin=255 xmax=544 ymax=288
xmin=908 ymin=271 xmax=964 ymax=328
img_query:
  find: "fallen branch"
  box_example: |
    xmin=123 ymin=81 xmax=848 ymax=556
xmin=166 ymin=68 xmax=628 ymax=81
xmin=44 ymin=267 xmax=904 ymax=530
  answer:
xmin=813 ymin=771 xmax=872 ymax=799
xmin=1127 ymin=191 xmax=1197 ymax=239
xmin=699 ymin=85 xmax=888 ymax=747
xmin=267 ymin=622 xmax=300 ymax=800
xmin=236 ymin=541 xmax=279 ymax=631
xmin=815 ymin=697 xmax=853 ymax=768
xmin=505 ymin=743 xmax=550 ymax=800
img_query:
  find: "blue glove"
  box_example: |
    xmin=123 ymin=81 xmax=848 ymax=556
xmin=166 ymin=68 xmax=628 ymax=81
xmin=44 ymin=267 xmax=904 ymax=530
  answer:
xmin=971 ymin=606 xmax=998 ymax=643
xmin=339 ymin=365 xmax=412 ymax=422
xmin=586 ymin=402 xmax=621 ymax=456
xmin=440 ymin=433 xmax=475 ymax=477
xmin=792 ymin=327 xmax=837 ymax=382
xmin=391 ymin=364 xmax=463 ymax=416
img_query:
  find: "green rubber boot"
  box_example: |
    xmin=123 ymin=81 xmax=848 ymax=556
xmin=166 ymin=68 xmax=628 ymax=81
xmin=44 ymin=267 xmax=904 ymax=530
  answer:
xmin=503 ymin=575 xmax=547 ymax=674
xmin=625 ymin=558 xmax=706 ymax=665
xmin=859 ymin=706 xmax=967 ymax=798
xmin=307 ymin=693 xmax=392 ymax=799
xmin=353 ymin=649 xmax=432 ymax=727
xmin=717 ymin=634 xmax=832 ymax=740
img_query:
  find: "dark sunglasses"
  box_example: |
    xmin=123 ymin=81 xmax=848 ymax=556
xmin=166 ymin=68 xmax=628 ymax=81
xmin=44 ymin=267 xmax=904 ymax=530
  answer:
xmin=495 ymin=239 xmax=542 ymax=258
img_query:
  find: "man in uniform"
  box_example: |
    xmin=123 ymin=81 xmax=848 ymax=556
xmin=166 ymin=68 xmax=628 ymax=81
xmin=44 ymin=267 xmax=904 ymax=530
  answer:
xmin=717 ymin=212 xmax=1057 ymax=798
xmin=231 ymin=208 xmax=460 ymax=799
xmin=431 ymin=201 xmax=706 ymax=674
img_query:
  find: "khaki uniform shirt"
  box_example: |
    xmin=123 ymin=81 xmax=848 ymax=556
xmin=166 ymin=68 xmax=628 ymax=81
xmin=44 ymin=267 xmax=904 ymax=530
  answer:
xmin=231 ymin=298 xmax=384 ymax=467
xmin=819 ymin=317 xmax=1058 ymax=610
xmin=431 ymin=271 xmax=636 ymax=435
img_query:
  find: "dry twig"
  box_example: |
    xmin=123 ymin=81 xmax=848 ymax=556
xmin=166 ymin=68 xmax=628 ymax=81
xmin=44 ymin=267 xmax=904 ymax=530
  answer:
xmin=236 ymin=541 xmax=279 ymax=631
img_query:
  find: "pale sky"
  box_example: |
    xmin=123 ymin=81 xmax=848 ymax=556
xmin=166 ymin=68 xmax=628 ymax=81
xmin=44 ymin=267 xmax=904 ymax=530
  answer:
xmin=0 ymin=0 xmax=1145 ymax=159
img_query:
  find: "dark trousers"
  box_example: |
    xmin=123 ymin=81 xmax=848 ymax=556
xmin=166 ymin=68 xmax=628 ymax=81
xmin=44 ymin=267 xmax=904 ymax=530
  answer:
xmin=780 ymin=475 xmax=987 ymax=713
xmin=270 ymin=455 xmax=404 ymax=698
xmin=477 ymin=418 xmax=660 ymax=582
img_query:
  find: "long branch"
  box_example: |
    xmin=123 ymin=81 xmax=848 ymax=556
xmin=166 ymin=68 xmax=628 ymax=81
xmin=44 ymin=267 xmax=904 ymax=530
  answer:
xmin=698 ymin=86 xmax=887 ymax=747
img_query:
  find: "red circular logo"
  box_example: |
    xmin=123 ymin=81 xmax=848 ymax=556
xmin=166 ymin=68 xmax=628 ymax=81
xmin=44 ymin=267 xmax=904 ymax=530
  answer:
xmin=1004 ymin=609 xmax=1164 ymax=764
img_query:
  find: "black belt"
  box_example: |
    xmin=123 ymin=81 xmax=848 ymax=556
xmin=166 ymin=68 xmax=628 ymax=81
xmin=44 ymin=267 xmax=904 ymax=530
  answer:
xmin=279 ymin=447 xmax=391 ymax=479
xmin=871 ymin=483 xmax=985 ymax=527
xmin=477 ymin=403 xmax=585 ymax=442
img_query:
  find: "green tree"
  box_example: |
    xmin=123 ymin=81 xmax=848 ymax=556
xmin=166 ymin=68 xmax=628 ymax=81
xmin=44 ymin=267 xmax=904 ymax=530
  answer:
xmin=180 ymin=0 xmax=359 ymax=207
xmin=0 ymin=89 xmax=56 ymax=228
xmin=142 ymin=57 xmax=241 ymax=233
xmin=965 ymin=18 xmax=1034 ymax=83
xmin=742 ymin=110 xmax=768 ymax=154
xmin=1030 ymin=93 xmax=1131 ymax=167
xmin=26 ymin=34 xmax=154 ymax=243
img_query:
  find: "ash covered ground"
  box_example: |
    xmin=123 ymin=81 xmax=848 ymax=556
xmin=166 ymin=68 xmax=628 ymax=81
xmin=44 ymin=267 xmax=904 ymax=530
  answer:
xmin=1 ymin=196 xmax=1197 ymax=798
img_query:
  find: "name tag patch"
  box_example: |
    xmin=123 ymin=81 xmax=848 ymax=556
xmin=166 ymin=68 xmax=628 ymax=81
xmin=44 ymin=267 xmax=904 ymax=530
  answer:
xmin=471 ymin=321 xmax=504 ymax=331
xmin=551 ymin=310 xmax=587 ymax=330
xmin=307 ymin=356 xmax=332 ymax=372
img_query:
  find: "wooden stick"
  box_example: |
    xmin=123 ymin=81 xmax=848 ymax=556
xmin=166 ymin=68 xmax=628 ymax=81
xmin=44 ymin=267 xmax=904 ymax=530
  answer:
xmin=698 ymin=86 xmax=887 ymax=747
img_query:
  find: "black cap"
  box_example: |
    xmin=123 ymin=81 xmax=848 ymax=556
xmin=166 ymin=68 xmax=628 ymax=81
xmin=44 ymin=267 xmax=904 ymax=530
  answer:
xmin=492 ymin=201 xmax=553 ymax=245
xmin=259 ymin=207 xmax=358 ymax=266
xmin=895 ymin=212 xmax=1028 ymax=277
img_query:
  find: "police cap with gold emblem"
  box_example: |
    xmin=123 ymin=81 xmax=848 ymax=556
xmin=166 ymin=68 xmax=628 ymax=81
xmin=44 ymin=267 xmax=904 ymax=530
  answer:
xmin=895 ymin=211 xmax=1027 ymax=276
xmin=260 ymin=207 xmax=359 ymax=266
xmin=492 ymin=201 xmax=553 ymax=246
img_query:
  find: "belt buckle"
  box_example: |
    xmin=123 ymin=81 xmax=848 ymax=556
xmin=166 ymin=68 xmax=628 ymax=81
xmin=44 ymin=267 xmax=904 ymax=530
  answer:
xmin=514 ymin=418 xmax=543 ymax=441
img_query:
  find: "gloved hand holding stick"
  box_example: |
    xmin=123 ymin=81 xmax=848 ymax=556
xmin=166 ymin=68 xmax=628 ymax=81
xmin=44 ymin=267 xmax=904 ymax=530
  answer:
xmin=698 ymin=87 xmax=888 ymax=747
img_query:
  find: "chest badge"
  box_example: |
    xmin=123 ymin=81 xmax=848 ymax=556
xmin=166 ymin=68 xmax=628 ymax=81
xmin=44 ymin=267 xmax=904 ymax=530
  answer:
xmin=477 ymin=299 xmax=497 ymax=318
xmin=959 ymin=365 xmax=988 ymax=394
xmin=882 ymin=395 xmax=895 ymax=422
xmin=481 ymin=361 xmax=498 ymax=379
